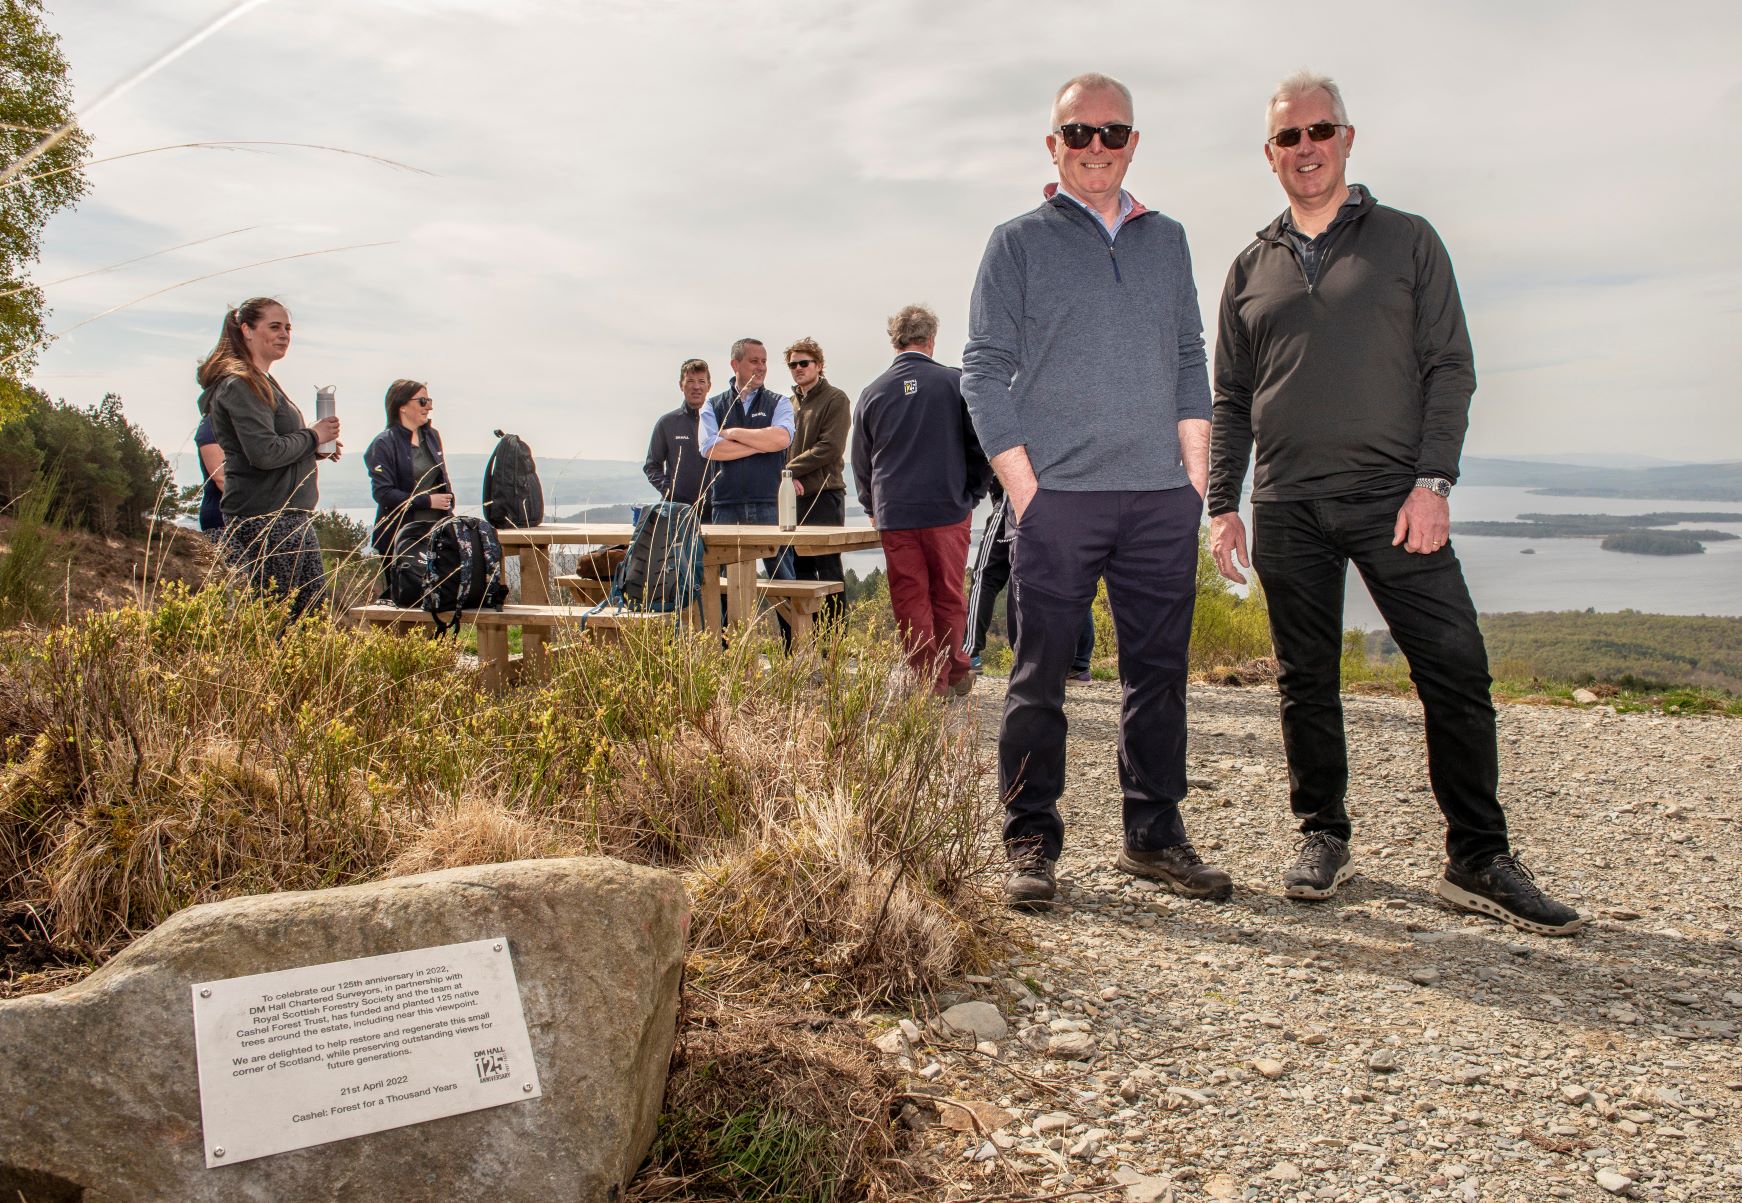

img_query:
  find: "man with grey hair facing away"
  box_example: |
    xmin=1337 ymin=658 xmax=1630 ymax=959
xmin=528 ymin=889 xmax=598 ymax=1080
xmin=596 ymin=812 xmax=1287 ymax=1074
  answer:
xmin=1209 ymin=70 xmax=1582 ymax=935
xmin=963 ymin=72 xmax=1228 ymax=909
xmin=852 ymin=304 xmax=991 ymax=695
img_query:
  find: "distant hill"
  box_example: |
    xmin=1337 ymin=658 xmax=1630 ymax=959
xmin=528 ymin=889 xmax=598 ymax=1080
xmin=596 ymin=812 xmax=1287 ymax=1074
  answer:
xmin=1460 ymin=457 xmax=1742 ymax=500
xmin=172 ymin=453 xmax=864 ymax=513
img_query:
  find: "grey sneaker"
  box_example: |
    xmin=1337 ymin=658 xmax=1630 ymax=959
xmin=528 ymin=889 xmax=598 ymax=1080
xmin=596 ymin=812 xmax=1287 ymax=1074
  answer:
xmin=1116 ymin=842 xmax=1233 ymax=901
xmin=1437 ymin=854 xmax=1585 ymax=937
xmin=1004 ymin=845 xmax=1057 ymax=910
xmin=1283 ymin=832 xmax=1353 ymax=900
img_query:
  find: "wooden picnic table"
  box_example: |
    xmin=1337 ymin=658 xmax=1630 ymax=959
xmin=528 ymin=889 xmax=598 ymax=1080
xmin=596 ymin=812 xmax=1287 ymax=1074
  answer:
xmin=496 ymin=522 xmax=882 ymax=657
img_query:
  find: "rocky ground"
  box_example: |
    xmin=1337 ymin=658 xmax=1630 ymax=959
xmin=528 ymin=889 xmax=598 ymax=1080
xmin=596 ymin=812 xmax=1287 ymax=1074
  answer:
xmin=887 ymin=681 xmax=1741 ymax=1203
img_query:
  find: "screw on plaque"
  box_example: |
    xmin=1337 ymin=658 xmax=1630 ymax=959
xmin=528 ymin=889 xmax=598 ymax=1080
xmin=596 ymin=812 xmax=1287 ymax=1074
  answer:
xmin=213 ymin=1148 xmax=226 ymax=1158
xmin=493 ymin=943 xmax=503 ymax=952
xmin=200 ymin=989 xmax=212 ymax=998
xmin=523 ymin=1083 xmax=533 ymax=1093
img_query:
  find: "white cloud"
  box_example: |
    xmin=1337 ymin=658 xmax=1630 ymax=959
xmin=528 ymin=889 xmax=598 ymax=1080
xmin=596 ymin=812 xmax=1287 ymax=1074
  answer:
xmin=27 ymin=0 xmax=1742 ymax=475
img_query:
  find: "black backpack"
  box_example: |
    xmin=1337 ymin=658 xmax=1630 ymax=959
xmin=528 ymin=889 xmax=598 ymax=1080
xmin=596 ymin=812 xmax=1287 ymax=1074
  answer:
xmin=388 ymin=515 xmax=510 ymax=636
xmin=482 ymin=429 xmax=544 ymax=529
xmin=611 ymin=502 xmax=704 ymax=613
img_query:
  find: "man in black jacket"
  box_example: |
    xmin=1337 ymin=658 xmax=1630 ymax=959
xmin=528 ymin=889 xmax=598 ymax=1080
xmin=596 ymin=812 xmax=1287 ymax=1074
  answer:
xmin=852 ymin=305 xmax=992 ymax=695
xmin=643 ymin=357 xmax=714 ymax=516
xmin=1209 ymin=70 xmax=1582 ymax=936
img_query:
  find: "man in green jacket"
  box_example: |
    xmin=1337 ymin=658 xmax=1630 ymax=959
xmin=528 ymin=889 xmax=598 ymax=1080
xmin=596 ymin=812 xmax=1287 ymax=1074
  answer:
xmin=783 ymin=336 xmax=851 ymax=628
xmin=1209 ymin=70 xmax=1583 ymax=937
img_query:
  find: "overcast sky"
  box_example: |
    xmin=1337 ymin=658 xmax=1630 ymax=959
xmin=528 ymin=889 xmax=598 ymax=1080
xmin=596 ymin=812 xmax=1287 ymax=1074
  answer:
xmin=28 ymin=0 xmax=1742 ymax=474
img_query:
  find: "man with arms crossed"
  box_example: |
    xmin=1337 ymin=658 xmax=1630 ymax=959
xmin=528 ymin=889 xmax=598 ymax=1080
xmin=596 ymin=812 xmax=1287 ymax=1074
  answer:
xmin=964 ymin=72 xmax=1228 ymax=909
xmin=644 ymin=357 xmax=715 ymax=517
xmin=702 ymin=337 xmax=796 ymax=579
xmin=1209 ymin=71 xmax=1582 ymax=936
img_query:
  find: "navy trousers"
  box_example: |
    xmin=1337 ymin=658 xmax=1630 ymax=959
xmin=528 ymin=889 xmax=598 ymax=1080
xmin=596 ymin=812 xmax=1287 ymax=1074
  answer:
xmin=967 ymin=495 xmax=1096 ymax=670
xmin=1001 ymin=486 xmax=1201 ymax=859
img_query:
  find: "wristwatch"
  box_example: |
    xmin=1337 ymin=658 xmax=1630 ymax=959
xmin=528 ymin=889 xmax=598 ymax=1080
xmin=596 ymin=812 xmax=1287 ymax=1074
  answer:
xmin=1414 ymin=476 xmax=1452 ymax=498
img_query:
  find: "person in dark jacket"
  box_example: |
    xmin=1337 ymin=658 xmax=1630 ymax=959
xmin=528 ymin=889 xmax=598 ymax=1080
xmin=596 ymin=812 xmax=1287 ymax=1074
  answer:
xmin=643 ymin=357 xmax=715 ymax=516
xmin=1209 ymin=70 xmax=1582 ymax=936
xmin=783 ymin=336 xmax=851 ymax=628
xmin=363 ymin=379 xmax=455 ymax=560
xmin=852 ymin=305 xmax=991 ymax=696
xmin=193 ymin=411 xmax=225 ymax=540
xmin=198 ymin=296 xmax=341 ymax=620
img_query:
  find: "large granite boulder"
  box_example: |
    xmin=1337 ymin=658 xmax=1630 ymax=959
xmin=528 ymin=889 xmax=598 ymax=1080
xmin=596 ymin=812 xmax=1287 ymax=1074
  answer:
xmin=0 ymin=857 xmax=686 ymax=1202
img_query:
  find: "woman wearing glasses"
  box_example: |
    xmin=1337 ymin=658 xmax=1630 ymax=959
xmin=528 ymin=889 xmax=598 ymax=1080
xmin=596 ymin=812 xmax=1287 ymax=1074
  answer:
xmin=364 ymin=380 xmax=455 ymax=572
xmin=198 ymin=296 xmax=342 ymax=620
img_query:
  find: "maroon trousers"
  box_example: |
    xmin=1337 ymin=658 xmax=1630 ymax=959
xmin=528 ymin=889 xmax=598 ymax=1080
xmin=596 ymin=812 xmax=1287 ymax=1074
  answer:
xmin=879 ymin=517 xmax=973 ymax=693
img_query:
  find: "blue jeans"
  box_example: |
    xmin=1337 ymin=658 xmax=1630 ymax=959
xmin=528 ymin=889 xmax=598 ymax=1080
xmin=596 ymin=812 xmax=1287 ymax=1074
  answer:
xmin=709 ymin=500 xmax=795 ymax=579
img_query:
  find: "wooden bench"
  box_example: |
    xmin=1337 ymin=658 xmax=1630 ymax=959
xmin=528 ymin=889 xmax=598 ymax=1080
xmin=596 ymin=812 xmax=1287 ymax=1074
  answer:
xmin=345 ymin=602 xmax=672 ymax=689
xmin=555 ymin=573 xmax=611 ymax=604
xmin=756 ymin=580 xmax=844 ymax=646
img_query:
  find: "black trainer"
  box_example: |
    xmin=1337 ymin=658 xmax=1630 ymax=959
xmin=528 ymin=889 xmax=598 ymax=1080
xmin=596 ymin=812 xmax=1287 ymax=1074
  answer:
xmin=1116 ymin=842 xmax=1233 ymax=901
xmin=1004 ymin=845 xmax=1057 ymax=910
xmin=1283 ymin=831 xmax=1353 ymax=900
xmin=1437 ymin=853 xmax=1585 ymax=937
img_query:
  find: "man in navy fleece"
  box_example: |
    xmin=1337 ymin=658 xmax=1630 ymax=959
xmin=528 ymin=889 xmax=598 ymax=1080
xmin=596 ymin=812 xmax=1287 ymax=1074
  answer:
xmin=962 ymin=72 xmax=1228 ymax=909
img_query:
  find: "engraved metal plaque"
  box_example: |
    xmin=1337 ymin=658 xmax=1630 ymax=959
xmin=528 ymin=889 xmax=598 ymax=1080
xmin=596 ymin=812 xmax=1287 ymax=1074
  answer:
xmin=191 ymin=937 xmax=541 ymax=1167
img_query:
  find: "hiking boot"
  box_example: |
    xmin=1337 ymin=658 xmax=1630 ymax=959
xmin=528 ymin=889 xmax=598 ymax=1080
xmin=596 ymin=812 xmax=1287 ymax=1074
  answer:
xmin=1004 ymin=846 xmax=1057 ymax=910
xmin=1066 ymin=669 xmax=1092 ymax=683
xmin=951 ymin=673 xmax=975 ymax=698
xmin=1116 ymin=842 xmax=1233 ymax=901
xmin=1283 ymin=831 xmax=1353 ymax=900
xmin=1437 ymin=853 xmax=1585 ymax=937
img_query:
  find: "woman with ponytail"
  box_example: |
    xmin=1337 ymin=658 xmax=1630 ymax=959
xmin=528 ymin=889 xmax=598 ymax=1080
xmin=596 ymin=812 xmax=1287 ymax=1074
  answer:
xmin=196 ymin=297 xmax=342 ymax=619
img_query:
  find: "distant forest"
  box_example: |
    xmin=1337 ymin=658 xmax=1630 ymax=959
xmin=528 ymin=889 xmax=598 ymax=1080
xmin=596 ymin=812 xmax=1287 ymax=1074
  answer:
xmin=1453 ymin=510 xmax=1742 ymax=553
xmin=1374 ymin=612 xmax=1742 ymax=695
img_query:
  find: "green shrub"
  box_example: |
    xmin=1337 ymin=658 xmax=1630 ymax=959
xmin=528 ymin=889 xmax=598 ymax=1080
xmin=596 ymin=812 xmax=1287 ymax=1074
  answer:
xmin=0 ymin=479 xmax=60 ymax=626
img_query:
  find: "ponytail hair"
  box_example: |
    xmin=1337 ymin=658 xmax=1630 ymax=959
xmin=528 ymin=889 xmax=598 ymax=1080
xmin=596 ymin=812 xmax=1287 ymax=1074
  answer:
xmin=196 ymin=296 xmax=284 ymax=406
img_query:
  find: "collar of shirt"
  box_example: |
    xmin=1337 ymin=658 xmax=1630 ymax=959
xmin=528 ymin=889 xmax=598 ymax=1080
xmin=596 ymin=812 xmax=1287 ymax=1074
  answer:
xmin=1045 ymin=182 xmax=1137 ymax=238
xmin=1279 ymin=183 xmax=1366 ymax=246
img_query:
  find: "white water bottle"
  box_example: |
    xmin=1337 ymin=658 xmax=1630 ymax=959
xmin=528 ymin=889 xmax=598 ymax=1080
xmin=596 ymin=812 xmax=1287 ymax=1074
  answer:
xmin=315 ymin=385 xmax=337 ymax=454
xmin=778 ymin=469 xmax=797 ymax=531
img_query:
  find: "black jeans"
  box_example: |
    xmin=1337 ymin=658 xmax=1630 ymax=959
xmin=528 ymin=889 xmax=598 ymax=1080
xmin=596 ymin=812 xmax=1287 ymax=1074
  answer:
xmin=792 ymin=487 xmax=846 ymax=629
xmin=1001 ymin=486 xmax=1200 ymax=860
xmin=1252 ymin=491 xmax=1508 ymax=865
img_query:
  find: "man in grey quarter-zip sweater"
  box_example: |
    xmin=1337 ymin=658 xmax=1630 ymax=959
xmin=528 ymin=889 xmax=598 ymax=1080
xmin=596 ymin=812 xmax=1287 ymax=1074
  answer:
xmin=963 ymin=71 xmax=1229 ymax=911
xmin=1209 ymin=69 xmax=1583 ymax=937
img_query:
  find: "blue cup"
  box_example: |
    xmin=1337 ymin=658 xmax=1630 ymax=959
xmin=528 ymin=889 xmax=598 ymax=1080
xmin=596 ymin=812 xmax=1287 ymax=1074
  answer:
xmin=630 ymin=504 xmax=645 ymax=526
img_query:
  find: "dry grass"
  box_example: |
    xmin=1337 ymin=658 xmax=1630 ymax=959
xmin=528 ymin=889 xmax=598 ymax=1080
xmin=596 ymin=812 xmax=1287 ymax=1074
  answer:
xmin=631 ymin=996 xmax=931 ymax=1203
xmin=0 ymin=582 xmax=1002 ymax=1011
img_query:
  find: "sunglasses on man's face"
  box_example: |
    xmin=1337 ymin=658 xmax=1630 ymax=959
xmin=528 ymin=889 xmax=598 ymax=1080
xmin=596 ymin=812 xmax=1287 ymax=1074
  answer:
xmin=788 ymin=359 xmax=815 ymax=370
xmin=1268 ymin=122 xmax=1346 ymax=149
xmin=1054 ymin=122 xmax=1133 ymax=151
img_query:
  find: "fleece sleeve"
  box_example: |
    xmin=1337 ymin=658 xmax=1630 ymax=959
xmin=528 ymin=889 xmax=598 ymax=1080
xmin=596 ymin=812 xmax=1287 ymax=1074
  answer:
xmin=960 ymin=227 xmax=1028 ymax=460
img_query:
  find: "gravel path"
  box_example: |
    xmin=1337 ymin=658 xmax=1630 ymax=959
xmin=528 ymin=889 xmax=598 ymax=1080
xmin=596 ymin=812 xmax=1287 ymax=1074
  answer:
xmin=889 ymin=681 xmax=1741 ymax=1203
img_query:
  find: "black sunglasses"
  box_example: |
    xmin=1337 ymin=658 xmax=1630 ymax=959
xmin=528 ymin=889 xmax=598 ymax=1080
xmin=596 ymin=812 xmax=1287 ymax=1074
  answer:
xmin=787 ymin=359 xmax=815 ymax=370
xmin=412 ymin=396 xmax=433 ymax=407
xmin=1268 ymin=122 xmax=1347 ymax=148
xmin=1054 ymin=122 xmax=1133 ymax=151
